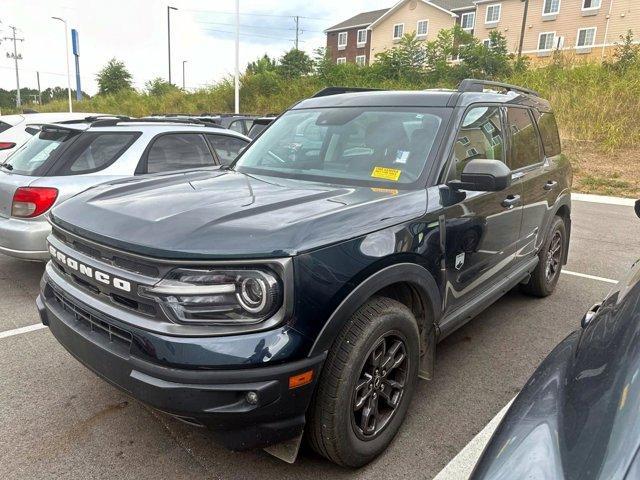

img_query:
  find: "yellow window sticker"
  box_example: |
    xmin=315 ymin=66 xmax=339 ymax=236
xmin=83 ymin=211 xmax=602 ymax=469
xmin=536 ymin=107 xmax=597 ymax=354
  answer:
xmin=371 ymin=166 xmax=402 ymax=181
xmin=371 ymin=188 xmax=399 ymax=195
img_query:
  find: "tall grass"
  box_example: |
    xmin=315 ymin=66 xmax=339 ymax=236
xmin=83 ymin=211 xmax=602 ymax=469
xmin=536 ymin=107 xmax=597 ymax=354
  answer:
xmin=35 ymin=58 xmax=640 ymax=152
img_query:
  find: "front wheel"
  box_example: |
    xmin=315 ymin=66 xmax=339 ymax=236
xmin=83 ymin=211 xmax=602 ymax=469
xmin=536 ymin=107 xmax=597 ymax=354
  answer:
xmin=521 ymin=216 xmax=566 ymax=297
xmin=306 ymin=297 xmax=420 ymax=467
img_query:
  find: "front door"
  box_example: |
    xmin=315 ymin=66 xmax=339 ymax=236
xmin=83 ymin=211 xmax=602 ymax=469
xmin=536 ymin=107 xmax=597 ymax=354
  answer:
xmin=441 ymin=105 xmax=524 ymax=313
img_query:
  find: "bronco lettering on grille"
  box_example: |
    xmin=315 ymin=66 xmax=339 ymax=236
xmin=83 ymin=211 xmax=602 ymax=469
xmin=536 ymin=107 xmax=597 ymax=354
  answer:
xmin=48 ymin=244 xmax=132 ymax=293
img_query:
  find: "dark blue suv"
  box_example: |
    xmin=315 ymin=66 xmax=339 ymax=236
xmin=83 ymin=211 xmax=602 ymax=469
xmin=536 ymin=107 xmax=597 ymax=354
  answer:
xmin=37 ymin=80 xmax=572 ymax=467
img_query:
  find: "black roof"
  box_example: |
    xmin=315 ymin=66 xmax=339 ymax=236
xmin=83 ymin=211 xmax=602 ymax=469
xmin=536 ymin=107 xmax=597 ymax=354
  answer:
xmin=293 ymin=81 xmax=552 ymax=112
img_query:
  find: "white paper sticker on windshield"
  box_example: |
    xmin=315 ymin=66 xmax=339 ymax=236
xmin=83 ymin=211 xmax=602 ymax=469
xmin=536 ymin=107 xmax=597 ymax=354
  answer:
xmin=395 ymin=150 xmax=410 ymax=164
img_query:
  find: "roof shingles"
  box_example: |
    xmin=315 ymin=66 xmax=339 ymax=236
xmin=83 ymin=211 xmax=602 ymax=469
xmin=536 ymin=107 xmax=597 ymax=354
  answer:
xmin=325 ymin=8 xmax=390 ymax=32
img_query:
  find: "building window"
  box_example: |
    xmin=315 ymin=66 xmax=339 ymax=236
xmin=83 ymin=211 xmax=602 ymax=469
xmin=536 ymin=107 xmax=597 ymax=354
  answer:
xmin=393 ymin=23 xmax=404 ymax=40
xmin=577 ymin=27 xmax=597 ymax=47
xmin=542 ymin=0 xmax=561 ymax=16
xmin=337 ymin=32 xmax=348 ymax=49
xmin=357 ymin=29 xmax=367 ymax=46
xmin=538 ymin=32 xmax=556 ymax=50
xmin=482 ymin=38 xmax=492 ymax=48
xmin=485 ymin=4 xmax=501 ymax=23
xmin=337 ymin=57 xmax=346 ymax=65
xmin=355 ymin=55 xmax=366 ymax=66
xmin=582 ymin=0 xmax=601 ymax=10
xmin=416 ymin=20 xmax=429 ymax=37
xmin=461 ymin=12 xmax=475 ymax=31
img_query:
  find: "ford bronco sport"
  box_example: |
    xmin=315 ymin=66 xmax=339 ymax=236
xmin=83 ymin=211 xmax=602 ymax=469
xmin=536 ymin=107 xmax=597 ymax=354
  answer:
xmin=37 ymin=80 xmax=572 ymax=467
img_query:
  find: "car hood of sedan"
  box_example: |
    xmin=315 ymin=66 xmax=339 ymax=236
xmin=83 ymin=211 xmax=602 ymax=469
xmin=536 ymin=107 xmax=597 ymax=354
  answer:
xmin=50 ymin=169 xmax=427 ymax=259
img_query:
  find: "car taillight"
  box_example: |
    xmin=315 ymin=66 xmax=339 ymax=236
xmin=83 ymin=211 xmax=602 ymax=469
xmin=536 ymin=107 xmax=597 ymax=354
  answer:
xmin=11 ymin=187 xmax=59 ymax=218
xmin=0 ymin=142 xmax=16 ymax=150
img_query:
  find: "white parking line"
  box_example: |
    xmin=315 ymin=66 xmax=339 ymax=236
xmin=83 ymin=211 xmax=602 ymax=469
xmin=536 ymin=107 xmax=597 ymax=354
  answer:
xmin=433 ymin=398 xmax=516 ymax=480
xmin=561 ymin=269 xmax=618 ymax=284
xmin=0 ymin=323 xmax=46 ymax=340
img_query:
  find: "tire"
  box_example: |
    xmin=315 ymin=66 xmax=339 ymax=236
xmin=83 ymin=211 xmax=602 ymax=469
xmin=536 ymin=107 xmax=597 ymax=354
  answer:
xmin=306 ymin=297 xmax=420 ymax=468
xmin=521 ymin=215 xmax=566 ymax=297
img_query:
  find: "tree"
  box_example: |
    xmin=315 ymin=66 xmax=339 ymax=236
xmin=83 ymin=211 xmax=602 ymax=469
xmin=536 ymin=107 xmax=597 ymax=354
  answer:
xmin=145 ymin=77 xmax=179 ymax=96
xmin=246 ymin=54 xmax=278 ymax=75
xmin=374 ymin=33 xmax=427 ymax=82
xmin=96 ymin=58 xmax=133 ymax=95
xmin=459 ymin=30 xmax=512 ymax=79
xmin=278 ymin=49 xmax=314 ymax=78
xmin=611 ymin=30 xmax=640 ymax=71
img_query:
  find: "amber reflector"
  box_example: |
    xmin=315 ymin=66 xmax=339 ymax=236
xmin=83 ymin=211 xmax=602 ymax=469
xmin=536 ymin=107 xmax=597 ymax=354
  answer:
xmin=288 ymin=370 xmax=313 ymax=389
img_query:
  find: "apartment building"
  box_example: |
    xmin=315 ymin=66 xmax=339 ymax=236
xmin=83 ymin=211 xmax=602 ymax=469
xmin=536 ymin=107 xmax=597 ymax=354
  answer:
xmin=475 ymin=0 xmax=638 ymax=58
xmin=325 ymin=0 xmax=638 ymax=64
xmin=325 ymin=9 xmax=390 ymax=66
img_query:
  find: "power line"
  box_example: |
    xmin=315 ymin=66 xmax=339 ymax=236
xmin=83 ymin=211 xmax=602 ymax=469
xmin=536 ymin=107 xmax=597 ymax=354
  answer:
xmin=182 ymin=8 xmax=330 ymax=21
xmin=200 ymin=27 xmax=301 ymax=43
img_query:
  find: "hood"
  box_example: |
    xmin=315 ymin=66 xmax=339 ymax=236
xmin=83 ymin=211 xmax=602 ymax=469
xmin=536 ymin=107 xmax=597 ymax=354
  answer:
xmin=471 ymin=260 xmax=640 ymax=480
xmin=50 ymin=169 xmax=427 ymax=259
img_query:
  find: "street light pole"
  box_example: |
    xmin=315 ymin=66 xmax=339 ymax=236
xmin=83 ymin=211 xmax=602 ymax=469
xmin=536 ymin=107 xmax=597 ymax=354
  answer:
xmin=167 ymin=6 xmax=178 ymax=84
xmin=234 ymin=0 xmax=240 ymax=114
xmin=182 ymin=60 xmax=187 ymax=90
xmin=52 ymin=17 xmax=73 ymax=112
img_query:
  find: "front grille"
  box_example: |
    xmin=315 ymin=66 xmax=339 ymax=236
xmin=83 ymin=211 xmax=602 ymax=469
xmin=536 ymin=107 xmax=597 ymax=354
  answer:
xmin=51 ymin=226 xmax=160 ymax=278
xmin=52 ymin=288 xmax=133 ymax=349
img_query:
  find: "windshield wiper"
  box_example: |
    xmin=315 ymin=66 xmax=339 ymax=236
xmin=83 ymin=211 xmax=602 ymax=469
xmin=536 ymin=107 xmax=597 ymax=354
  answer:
xmin=0 ymin=163 xmax=13 ymax=171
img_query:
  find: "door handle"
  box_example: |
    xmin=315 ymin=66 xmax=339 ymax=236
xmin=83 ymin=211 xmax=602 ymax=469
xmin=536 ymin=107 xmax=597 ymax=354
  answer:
xmin=544 ymin=181 xmax=558 ymax=191
xmin=502 ymin=194 xmax=521 ymax=209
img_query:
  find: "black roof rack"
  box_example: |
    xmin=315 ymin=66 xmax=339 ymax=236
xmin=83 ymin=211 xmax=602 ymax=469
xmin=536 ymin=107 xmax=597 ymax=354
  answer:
xmin=458 ymin=79 xmax=539 ymax=97
xmin=311 ymin=87 xmax=383 ymax=98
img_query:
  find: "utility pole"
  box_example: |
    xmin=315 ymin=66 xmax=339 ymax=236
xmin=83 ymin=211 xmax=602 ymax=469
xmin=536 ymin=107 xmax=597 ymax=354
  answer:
xmin=293 ymin=16 xmax=300 ymax=49
xmin=517 ymin=0 xmax=529 ymax=58
xmin=167 ymin=6 xmax=178 ymax=84
xmin=182 ymin=60 xmax=187 ymax=90
xmin=3 ymin=26 xmax=24 ymax=108
xmin=234 ymin=0 xmax=240 ymax=114
xmin=36 ymin=71 xmax=42 ymax=105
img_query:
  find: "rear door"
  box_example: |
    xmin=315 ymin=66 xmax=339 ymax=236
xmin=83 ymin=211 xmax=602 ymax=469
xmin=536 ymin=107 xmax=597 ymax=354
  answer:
xmin=504 ymin=106 xmax=558 ymax=259
xmin=140 ymin=133 xmax=216 ymax=174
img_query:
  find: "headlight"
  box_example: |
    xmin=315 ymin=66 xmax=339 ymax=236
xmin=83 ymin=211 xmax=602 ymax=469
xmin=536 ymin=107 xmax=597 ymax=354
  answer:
xmin=139 ymin=268 xmax=282 ymax=325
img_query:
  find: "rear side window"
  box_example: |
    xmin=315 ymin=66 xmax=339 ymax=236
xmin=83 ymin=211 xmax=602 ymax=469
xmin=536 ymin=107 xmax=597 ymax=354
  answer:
xmin=4 ymin=128 xmax=77 ymax=175
xmin=536 ymin=112 xmax=561 ymax=157
xmin=228 ymin=120 xmax=245 ymax=134
xmin=53 ymin=132 xmax=140 ymax=176
xmin=506 ymin=108 xmax=542 ymax=170
xmin=206 ymin=134 xmax=248 ymax=165
xmin=0 ymin=121 xmax=12 ymax=134
xmin=146 ymin=133 xmax=215 ymax=173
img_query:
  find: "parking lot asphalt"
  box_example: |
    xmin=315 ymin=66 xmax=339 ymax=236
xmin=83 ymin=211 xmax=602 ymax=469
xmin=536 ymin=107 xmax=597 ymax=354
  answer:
xmin=1 ymin=199 xmax=639 ymax=480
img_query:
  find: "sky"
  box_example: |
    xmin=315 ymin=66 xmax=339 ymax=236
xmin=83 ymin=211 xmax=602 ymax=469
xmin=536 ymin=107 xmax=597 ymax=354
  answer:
xmin=0 ymin=0 xmax=390 ymax=96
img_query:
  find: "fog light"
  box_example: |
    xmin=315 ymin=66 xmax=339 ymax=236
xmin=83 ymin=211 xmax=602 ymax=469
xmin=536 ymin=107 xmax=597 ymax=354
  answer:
xmin=246 ymin=391 xmax=259 ymax=405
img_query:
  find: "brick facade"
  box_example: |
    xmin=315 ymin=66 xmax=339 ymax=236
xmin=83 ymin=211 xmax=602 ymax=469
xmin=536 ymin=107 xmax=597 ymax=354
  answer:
xmin=326 ymin=28 xmax=373 ymax=65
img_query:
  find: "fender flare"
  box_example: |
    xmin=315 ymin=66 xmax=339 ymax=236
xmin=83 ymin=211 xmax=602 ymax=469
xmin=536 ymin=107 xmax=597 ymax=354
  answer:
xmin=307 ymin=263 xmax=442 ymax=360
xmin=548 ymin=192 xmax=572 ymax=264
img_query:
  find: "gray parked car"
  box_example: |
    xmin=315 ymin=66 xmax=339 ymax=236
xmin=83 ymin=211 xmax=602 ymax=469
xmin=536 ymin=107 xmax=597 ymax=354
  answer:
xmin=0 ymin=117 xmax=249 ymax=260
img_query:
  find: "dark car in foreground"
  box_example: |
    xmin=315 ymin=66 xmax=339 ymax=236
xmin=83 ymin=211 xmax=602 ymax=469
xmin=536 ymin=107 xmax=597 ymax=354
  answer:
xmin=471 ymin=201 xmax=640 ymax=480
xmin=37 ymin=80 xmax=572 ymax=467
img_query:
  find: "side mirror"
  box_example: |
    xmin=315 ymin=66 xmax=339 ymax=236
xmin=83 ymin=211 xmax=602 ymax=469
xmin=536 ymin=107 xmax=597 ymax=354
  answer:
xmin=450 ymin=159 xmax=512 ymax=192
xmin=635 ymin=199 xmax=640 ymax=219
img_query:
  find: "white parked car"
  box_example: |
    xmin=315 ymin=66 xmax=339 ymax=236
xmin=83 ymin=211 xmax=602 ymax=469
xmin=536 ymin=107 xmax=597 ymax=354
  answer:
xmin=0 ymin=112 xmax=103 ymax=163
xmin=0 ymin=116 xmax=250 ymax=260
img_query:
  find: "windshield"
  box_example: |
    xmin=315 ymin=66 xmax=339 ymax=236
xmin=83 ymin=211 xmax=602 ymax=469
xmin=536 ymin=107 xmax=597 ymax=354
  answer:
xmin=234 ymin=107 xmax=447 ymax=187
xmin=2 ymin=128 xmax=76 ymax=176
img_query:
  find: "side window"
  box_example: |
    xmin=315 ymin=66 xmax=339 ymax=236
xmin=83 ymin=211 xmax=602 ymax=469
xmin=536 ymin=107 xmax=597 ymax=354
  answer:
xmin=506 ymin=108 xmax=542 ymax=170
xmin=536 ymin=112 xmax=561 ymax=157
xmin=56 ymin=132 xmax=140 ymax=175
xmin=206 ymin=135 xmax=248 ymax=165
xmin=146 ymin=134 xmax=214 ymax=173
xmin=451 ymin=106 xmax=504 ymax=179
xmin=229 ymin=120 xmax=245 ymax=134
xmin=0 ymin=121 xmax=12 ymax=134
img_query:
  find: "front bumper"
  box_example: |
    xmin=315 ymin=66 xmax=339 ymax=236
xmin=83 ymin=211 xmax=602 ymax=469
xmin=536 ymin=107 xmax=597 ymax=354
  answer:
xmin=37 ymin=275 xmax=325 ymax=450
xmin=0 ymin=216 xmax=50 ymax=260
